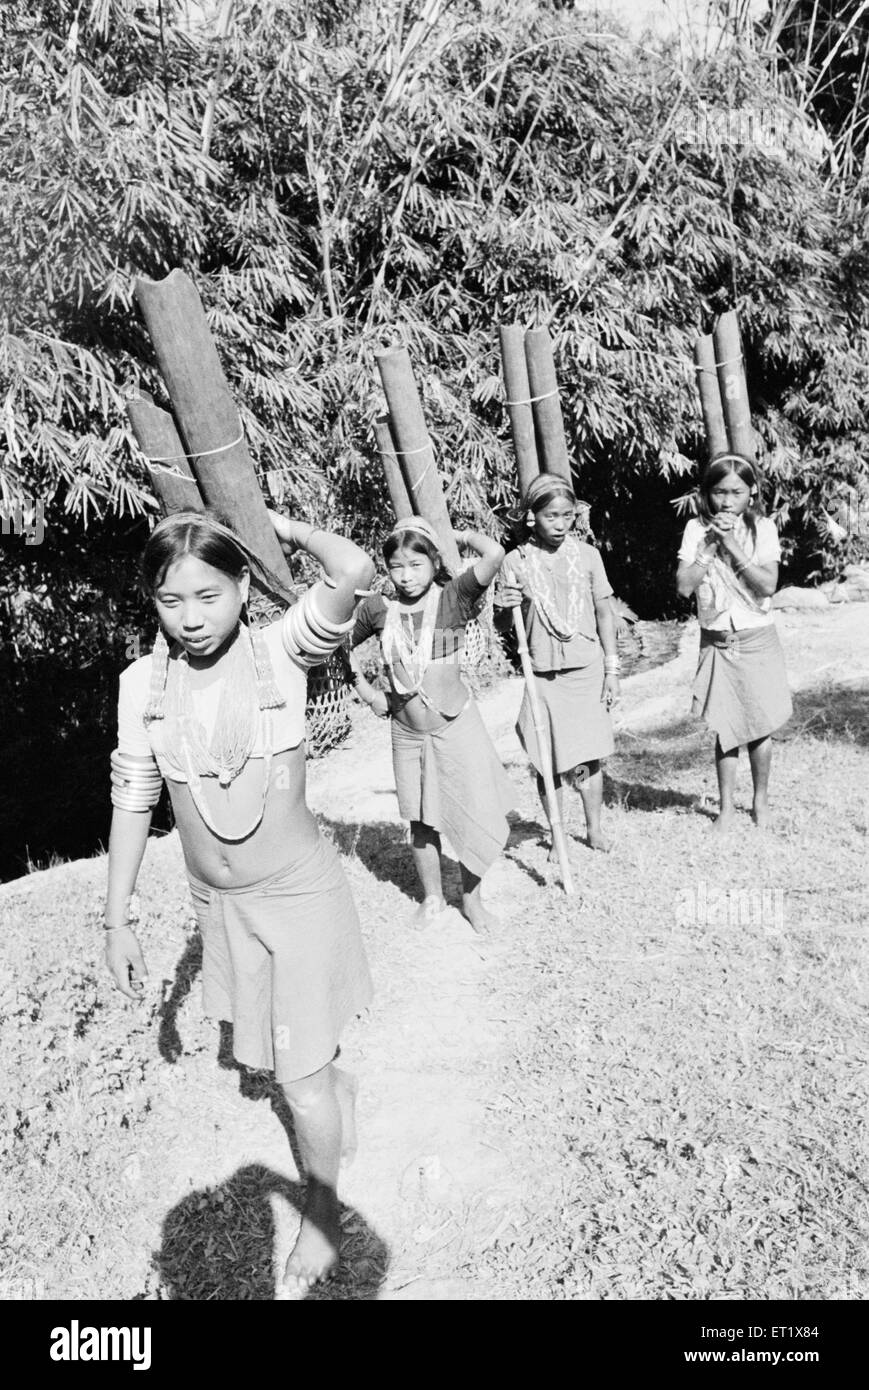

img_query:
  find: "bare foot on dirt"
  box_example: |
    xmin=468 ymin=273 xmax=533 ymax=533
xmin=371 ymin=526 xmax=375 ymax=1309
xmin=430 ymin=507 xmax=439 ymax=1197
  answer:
xmin=750 ymin=799 xmax=771 ymax=831
xmin=411 ymin=895 xmax=447 ymax=928
xmin=583 ymin=831 xmax=611 ymax=853
xmin=334 ymin=1067 xmax=358 ymax=1168
xmin=709 ymin=811 xmax=737 ymax=835
xmin=460 ymin=894 xmax=500 ymax=935
xmin=277 ymin=1180 xmax=340 ymax=1300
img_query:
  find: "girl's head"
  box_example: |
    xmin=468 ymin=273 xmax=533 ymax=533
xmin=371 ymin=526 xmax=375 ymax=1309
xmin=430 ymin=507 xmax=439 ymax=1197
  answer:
xmin=383 ymin=517 xmax=450 ymax=598
xmin=143 ymin=511 xmax=251 ymax=660
xmin=522 ymin=475 xmax=578 ymax=548
xmin=698 ymin=454 xmax=762 ymax=537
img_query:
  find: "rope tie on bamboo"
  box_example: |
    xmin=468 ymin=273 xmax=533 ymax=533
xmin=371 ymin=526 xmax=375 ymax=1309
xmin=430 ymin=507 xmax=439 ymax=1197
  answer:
xmin=503 ymin=388 xmax=558 ymax=406
xmin=693 ymin=355 xmax=743 ymax=372
xmin=142 ymin=428 xmax=246 ymax=480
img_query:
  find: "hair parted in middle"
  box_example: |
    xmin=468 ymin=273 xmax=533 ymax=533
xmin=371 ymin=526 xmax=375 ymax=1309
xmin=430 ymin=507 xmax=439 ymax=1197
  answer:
xmin=382 ymin=517 xmax=451 ymax=586
xmin=142 ymin=509 xmax=296 ymax=603
xmin=697 ymin=452 xmax=763 ymax=543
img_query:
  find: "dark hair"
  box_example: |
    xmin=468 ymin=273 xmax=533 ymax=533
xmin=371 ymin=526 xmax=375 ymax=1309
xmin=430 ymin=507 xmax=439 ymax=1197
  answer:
xmin=507 ymin=474 xmax=578 ymax=549
xmin=697 ymin=453 xmax=763 ymax=543
xmin=382 ymin=528 xmax=451 ymax=586
xmin=142 ymin=510 xmax=294 ymax=601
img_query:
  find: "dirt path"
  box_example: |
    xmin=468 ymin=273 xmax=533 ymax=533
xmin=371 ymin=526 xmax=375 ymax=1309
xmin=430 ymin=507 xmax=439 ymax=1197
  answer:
xmin=3 ymin=606 xmax=867 ymax=1300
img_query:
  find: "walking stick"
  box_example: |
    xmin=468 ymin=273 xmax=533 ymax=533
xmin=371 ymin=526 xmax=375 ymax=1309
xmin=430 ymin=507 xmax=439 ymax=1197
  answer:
xmin=507 ymin=577 xmax=575 ymax=896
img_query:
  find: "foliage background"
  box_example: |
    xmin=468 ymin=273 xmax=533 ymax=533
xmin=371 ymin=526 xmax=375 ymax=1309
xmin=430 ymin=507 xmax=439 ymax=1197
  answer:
xmin=2 ymin=0 xmax=868 ymax=875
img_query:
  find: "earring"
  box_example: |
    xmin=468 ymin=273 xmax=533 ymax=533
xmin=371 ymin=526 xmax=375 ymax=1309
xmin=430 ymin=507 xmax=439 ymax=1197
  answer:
xmin=526 ymin=511 xmax=535 ymax=527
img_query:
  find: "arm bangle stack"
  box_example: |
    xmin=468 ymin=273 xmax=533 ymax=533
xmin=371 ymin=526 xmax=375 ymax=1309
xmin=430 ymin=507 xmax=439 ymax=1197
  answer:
xmin=110 ymin=750 xmax=163 ymax=810
xmin=604 ymin=657 xmax=621 ymax=675
xmin=696 ymin=552 xmax=713 ymax=568
xmin=282 ymin=583 xmax=357 ymax=668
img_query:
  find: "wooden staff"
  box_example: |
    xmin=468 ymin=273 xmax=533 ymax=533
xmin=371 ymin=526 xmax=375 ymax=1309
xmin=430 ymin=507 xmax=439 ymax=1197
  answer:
xmin=692 ymin=335 xmax=729 ymax=462
xmin=524 ymin=326 xmax=572 ymax=483
xmin=126 ymin=394 xmax=205 ymax=515
xmin=134 ymin=269 xmax=293 ymax=591
xmin=712 ymin=310 xmax=755 ymax=459
xmin=375 ymin=414 xmax=414 ymax=520
xmin=499 ymin=324 xmax=540 ymax=494
xmin=374 ymin=345 xmax=461 ymax=573
xmin=505 ymin=573 xmax=574 ymax=896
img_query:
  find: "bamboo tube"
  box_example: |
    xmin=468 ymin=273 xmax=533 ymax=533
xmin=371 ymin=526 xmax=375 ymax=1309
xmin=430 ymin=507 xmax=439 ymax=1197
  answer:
xmin=524 ymin=326 xmax=572 ymax=483
xmin=375 ymin=414 xmax=414 ymax=520
xmin=693 ymin=335 xmax=730 ymax=462
xmin=127 ymin=395 xmax=205 ymax=515
xmin=712 ymin=310 xmax=755 ymax=459
xmin=508 ymin=596 xmax=574 ymax=895
xmin=374 ymin=346 xmax=461 ymax=573
xmin=134 ymin=269 xmax=293 ymax=588
xmin=499 ymin=324 xmax=540 ymax=494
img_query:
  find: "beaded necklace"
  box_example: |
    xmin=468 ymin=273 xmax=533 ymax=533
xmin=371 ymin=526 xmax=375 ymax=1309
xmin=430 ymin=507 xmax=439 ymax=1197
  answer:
xmin=144 ymin=622 xmax=285 ymax=841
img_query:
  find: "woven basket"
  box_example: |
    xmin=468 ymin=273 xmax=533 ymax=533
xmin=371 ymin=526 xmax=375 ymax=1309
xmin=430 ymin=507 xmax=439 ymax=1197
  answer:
xmin=305 ymin=647 xmax=353 ymax=757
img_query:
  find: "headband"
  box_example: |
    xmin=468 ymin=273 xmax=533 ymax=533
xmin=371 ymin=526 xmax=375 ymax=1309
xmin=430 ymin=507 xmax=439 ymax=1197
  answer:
xmin=523 ymin=474 xmax=577 ymax=510
xmin=388 ymin=516 xmax=443 ymax=552
xmin=707 ymin=453 xmax=759 ymax=480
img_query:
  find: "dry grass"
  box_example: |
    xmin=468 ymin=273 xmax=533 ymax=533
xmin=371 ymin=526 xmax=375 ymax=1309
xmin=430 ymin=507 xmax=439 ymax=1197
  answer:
xmin=2 ymin=639 xmax=867 ymax=1301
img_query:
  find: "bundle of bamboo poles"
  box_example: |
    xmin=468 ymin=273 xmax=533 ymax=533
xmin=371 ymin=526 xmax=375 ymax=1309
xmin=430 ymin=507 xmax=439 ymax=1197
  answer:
xmin=693 ymin=310 xmax=756 ymax=463
xmin=127 ymin=268 xmax=294 ymax=601
xmin=374 ymin=346 xmax=461 ymax=575
xmin=126 ymin=269 xmax=350 ymax=752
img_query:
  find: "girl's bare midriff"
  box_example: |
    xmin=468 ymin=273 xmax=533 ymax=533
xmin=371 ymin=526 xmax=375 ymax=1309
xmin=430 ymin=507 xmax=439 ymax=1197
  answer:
xmin=391 ymin=660 xmax=467 ymax=733
xmin=166 ymin=742 xmax=319 ymax=888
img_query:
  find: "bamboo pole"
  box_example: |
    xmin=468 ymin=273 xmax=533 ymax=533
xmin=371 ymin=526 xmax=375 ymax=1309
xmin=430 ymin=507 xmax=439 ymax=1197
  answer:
xmin=712 ymin=310 xmax=756 ymax=459
xmin=374 ymin=346 xmax=461 ymax=573
xmin=127 ymin=395 xmax=205 ymax=515
xmin=524 ymin=326 xmax=572 ymax=483
xmin=374 ymin=414 xmax=414 ymax=521
xmin=499 ymin=324 xmax=540 ymax=494
xmin=134 ymin=269 xmax=293 ymax=591
xmin=507 ymin=591 xmax=574 ymax=895
xmin=692 ymin=335 xmax=730 ymax=462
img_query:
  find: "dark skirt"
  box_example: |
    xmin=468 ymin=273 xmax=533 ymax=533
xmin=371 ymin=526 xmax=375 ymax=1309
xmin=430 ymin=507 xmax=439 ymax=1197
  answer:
xmin=391 ymin=700 xmax=514 ymax=877
xmin=692 ymin=624 xmax=792 ymax=753
xmin=516 ymin=653 xmax=614 ymax=775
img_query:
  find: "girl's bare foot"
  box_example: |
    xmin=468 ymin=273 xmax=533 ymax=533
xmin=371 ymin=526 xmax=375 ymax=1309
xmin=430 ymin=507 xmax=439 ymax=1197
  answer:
xmin=460 ymin=892 xmax=500 ymax=935
xmin=710 ymin=810 xmax=737 ymax=835
xmin=750 ymin=798 xmax=771 ymax=830
xmin=411 ymin=894 xmax=447 ymax=928
xmin=584 ymin=830 xmax=611 ymax=853
xmin=333 ymin=1068 xmax=358 ymax=1169
xmin=278 ymin=1180 xmax=340 ymax=1299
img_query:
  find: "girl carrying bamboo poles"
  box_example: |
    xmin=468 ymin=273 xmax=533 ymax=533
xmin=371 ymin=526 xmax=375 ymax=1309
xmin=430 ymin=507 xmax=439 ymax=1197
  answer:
xmin=105 ymin=509 xmax=375 ymax=1299
xmin=499 ymin=475 xmax=620 ymax=857
xmin=348 ymin=516 xmax=513 ymax=933
xmin=676 ymin=453 xmax=792 ymax=832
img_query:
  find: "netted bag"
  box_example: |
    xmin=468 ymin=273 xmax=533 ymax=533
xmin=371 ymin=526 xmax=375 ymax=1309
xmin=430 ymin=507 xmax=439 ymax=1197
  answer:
xmin=305 ymin=648 xmax=353 ymax=757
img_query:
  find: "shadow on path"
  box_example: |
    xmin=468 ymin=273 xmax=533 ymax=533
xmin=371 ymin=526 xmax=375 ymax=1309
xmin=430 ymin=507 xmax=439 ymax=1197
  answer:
xmin=152 ymin=1161 xmax=390 ymax=1301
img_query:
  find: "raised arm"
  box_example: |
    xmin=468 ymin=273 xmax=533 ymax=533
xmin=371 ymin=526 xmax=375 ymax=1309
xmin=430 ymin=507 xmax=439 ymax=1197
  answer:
xmin=455 ymin=529 xmax=505 ymax=588
xmin=270 ymin=512 xmax=376 ymax=625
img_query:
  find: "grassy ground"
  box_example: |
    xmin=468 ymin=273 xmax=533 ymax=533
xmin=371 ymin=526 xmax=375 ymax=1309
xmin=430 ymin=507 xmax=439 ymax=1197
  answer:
xmin=1 ymin=607 xmax=867 ymax=1301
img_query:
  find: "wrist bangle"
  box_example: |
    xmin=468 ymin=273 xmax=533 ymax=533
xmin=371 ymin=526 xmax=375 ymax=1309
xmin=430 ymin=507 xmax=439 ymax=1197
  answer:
xmin=734 ymin=559 xmax=750 ymax=575
xmin=696 ymin=552 xmax=713 ymax=567
xmin=104 ymin=924 xmax=133 ymax=934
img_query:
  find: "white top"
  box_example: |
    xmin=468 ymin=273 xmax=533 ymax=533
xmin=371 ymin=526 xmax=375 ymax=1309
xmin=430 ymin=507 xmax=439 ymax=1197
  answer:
xmin=117 ymin=619 xmax=308 ymax=783
xmin=678 ymin=516 xmax=781 ymax=631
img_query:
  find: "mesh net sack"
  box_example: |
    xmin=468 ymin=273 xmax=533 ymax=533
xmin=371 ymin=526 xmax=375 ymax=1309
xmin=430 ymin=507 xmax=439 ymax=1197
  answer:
xmin=305 ymin=647 xmax=353 ymax=757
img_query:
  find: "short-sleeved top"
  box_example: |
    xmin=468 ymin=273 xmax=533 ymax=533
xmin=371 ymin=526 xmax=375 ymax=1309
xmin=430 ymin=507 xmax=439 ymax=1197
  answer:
xmin=678 ymin=516 xmax=780 ymax=631
xmin=503 ymin=539 xmax=614 ymax=672
xmin=351 ymin=569 xmax=487 ymax=660
xmin=117 ymin=619 xmax=307 ymax=783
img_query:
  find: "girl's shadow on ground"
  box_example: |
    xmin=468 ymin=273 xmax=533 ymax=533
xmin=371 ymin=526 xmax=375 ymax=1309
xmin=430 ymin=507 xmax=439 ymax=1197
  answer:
xmin=152 ymin=1161 xmax=390 ymax=1301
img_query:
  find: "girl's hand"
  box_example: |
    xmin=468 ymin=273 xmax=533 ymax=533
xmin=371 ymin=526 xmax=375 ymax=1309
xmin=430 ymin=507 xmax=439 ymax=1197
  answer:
xmin=370 ymin=691 xmax=390 ymax=719
xmin=602 ymin=674 xmax=620 ymax=710
xmin=498 ymin=582 xmax=524 ymax=609
xmin=268 ymin=509 xmax=307 ymax=556
xmin=105 ymin=926 xmax=148 ymax=1000
xmin=708 ymin=516 xmax=741 ymax=554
